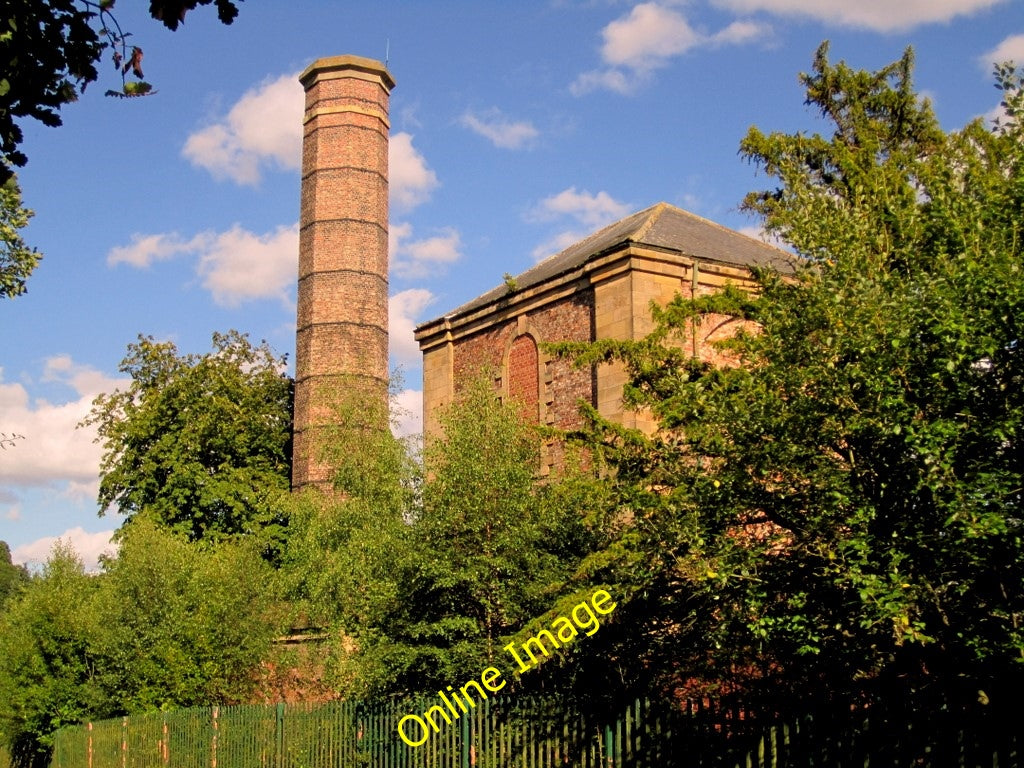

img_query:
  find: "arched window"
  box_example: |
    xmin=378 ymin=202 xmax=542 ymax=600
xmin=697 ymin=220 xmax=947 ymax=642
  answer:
xmin=507 ymin=334 xmax=539 ymax=422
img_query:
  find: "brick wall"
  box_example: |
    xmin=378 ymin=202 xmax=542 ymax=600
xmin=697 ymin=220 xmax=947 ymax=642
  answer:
xmin=507 ymin=334 xmax=539 ymax=421
xmin=292 ymin=56 xmax=395 ymax=491
xmin=450 ymin=288 xmax=595 ymax=431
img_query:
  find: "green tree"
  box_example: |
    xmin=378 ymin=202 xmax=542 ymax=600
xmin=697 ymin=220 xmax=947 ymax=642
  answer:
xmin=0 ymin=546 xmax=110 ymax=767
xmin=556 ymin=47 xmax=1024 ymax=700
xmin=93 ymin=517 xmax=279 ymax=710
xmin=285 ymin=378 xmax=596 ymax=696
xmin=84 ymin=331 xmax=293 ymax=550
xmin=1 ymin=0 xmax=242 ymax=180
xmin=0 ymin=541 xmax=29 ymax=607
xmin=0 ymin=177 xmax=40 ymax=298
xmin=1 ymin=1 xmax=243 ymax=297
xmin=0 ymin=528 xmax=279 ymax=765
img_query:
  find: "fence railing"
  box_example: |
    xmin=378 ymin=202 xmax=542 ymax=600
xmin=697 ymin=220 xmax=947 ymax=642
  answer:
xmin=43 ymin=689 xmax=1024 ymax=768
xmin=48 ymin=695 xmax=761 ymax=768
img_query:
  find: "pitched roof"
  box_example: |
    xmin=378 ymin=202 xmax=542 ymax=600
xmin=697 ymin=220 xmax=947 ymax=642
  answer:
xmin=434 ymin=202 xmax=796 ymax=321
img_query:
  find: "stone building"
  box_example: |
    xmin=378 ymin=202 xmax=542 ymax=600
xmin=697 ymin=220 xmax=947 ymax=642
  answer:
xmin=289 ymin=53 xmax=792 ymax=485
xmin=414 ymin=203 xmax=793 ymax=455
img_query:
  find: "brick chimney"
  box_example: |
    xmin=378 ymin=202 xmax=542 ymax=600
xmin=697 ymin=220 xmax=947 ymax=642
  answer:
xmin=292 ymin=55 xmax=396 ymax=491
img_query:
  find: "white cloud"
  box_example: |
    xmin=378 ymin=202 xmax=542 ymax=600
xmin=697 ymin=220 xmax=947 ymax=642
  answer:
xmin=573 ymin=3 xmax=771 ymax=95
xmin=570 ymin=68 xmax=640 ymax=96
xmin=0 ymin=360 xmax=125 ymax=490
xmin=107 ymin=232 xmax=203 ymax=268
xmin=108 ymin=224 xmax=298 ymax=307
xmin=390 ymin=223 xmax=462 ymax=279
xmin=390 ymin=132 xmax=439 ymax=211
xmin=196 ymin=224 xmax=298 ymax=307
xmin=12 ymin=527 xmax=118 ymax=572
xmin=977 ymin=37 xmax=1024 ymax=126
xmin=531 ymin=229 xmax=591 ymax=262
xmin=391 ymin=388 xmax=423 ymax=439
xmin=183 ymin=73 xmax=303 ymax=185
xmin=737 ymin=224 xmax=788 ymax=249
xmin=389 ymin=289 xmax=435 ymax=368
xmin=714 ymin=0 xmax=1007 ymax=33
xmin=528 ymin=187 xmax=632 ymax=261
xmin=601 ymin=2 xmax=702 ymax=70
xmin=979 ymin=33 xmax=1024 ymax=69
xmin=460 ymin=110 xmax=539 ymax=149
xmin=530 ymin=187 xmax=632 ymax=228
xmin=182 ymin=73 xmax=441 ymax=212
xmin=710 ymin=19 xmax=769 ymax=45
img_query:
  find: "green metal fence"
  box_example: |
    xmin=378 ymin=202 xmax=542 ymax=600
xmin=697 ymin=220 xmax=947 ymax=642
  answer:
xmin=43 ymin=690 xmax=1024 ymax=768
xmin=48 ymin=695 xmax=742 ymax=768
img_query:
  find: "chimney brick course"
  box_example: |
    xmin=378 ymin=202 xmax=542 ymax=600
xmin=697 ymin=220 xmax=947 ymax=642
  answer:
xmin=292 ymin=55 xmax=395 ymax=491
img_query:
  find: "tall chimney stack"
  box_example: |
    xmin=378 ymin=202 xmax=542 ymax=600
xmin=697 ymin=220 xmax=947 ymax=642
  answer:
xmin=292 ymin=55 xmax=396 ymax=491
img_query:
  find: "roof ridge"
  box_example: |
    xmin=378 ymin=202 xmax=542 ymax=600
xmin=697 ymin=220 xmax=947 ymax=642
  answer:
xmin=524 ymin=204 xmax=655 ymax=277
xmin=665 ymin=203 xmax=790 ymax=256
xmin=422 ymin=201 xmax=796 ymax=325
xmin=631 ymin=201 xmax=668 ymax=242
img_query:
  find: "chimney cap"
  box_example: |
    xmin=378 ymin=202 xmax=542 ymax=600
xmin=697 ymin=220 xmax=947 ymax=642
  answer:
xmin=299 ymin=54 xmax=396 ymax=92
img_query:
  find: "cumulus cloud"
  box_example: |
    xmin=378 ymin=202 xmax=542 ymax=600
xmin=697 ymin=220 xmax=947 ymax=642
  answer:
xmin=737 ymin=224 xmax=789 ymax=250
xmin=183 ymin=73 xmax=303 ymax=185
xmin=390 ymin=132 xmax=440 ymax=211
xmin=12 ymin=527 xmax=118 ymax=572
xmin=0 ymin=360 xmax=125 ymax=490
xmin=979 ymin=33 xmax=1024 ymax=69
xmin=182 ymin=72 xmax=441 ymax=213
xmin=389 ymin=289 xmax=435 ymax=368
xmin=530 ymin=230 xmax=592 ymax=262
xmin=528 ymin=187 xmax=632 ymax=261
xmin=390 ymin=223 xmax=463 ymax=279
xmin=107 ymin=232 xmax=203 ymax=268
xmin=530 ymin=187 xmax=632 ymax=228
xmin=573 ymin=3 xmax=771 ymax=95
xmin=196 ymin=224 xmax=298 ymax=307
xmin=391 ymin=388 xmax=423 ymax=439
xmin=601 ymin=2 xmax=703 ymax=70
xmin=460 ymin=109 xmax=539 ymax=149
xmin=108 ymin=224 xmax=298 ymax=307
xmin=570 ymin=69 xmax=637 ymax=96
xmin=713 ymin=0 xmax=1006 ymax=33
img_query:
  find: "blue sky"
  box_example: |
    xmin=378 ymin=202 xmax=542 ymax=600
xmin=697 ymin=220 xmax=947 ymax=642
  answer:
xmin=1 ymin=0 xmax=1021 ymax=568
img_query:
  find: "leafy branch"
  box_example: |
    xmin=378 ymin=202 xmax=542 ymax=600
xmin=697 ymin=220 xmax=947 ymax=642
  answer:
xmin=80 ymin=1 xmax=155 ymax=98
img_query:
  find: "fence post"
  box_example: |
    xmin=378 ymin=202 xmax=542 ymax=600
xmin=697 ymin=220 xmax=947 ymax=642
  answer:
xmin=87 ymin=722 xmax=93 ymax=768
xmin=275 ymin=701 xmax=285 ymax=768
xmin=163 ymin=713 xmax=170 ymax=766
xmin=211 ymin=706 xmax=219 ymax=768
xmin=121 ymin=716 xmax=128 ymax=768
xmin=461 ymin=705 xmax=471 ymax=768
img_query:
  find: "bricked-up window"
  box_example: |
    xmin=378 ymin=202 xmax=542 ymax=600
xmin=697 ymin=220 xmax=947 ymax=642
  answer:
xmin=507 ymin=334 xmax=540 ymax=423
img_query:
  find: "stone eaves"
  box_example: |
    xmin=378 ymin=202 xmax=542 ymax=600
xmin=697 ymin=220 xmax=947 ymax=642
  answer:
xmin=414 ymin=202 xmax=796 ymax=341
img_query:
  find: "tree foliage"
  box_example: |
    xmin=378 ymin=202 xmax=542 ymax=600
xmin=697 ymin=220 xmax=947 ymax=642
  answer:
xmin=0 ymin=541 xmax=28 ymax=607
xmin=0 ymin=177 xmax=40 ymax=298
xmin=554 ymin=45 xmax=1024 ymax=701
xmin=84 ymin=331 xmax=293 ymax=549
xmin=0 ymin=524 xmax=278 ymax=766
xmin=0 ymin=546 xmax=109 ymax=767
xmin=285 ymin=378 xmax=598 ymax=697
xmin=1 ymin=0 xmax=242 ymax=181
xmin=93 ymin=517 xmax=279 ymax=711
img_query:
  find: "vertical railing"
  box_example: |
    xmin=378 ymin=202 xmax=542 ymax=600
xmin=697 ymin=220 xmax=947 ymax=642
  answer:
xmin=44 ymin=693 xmax=1024 ymax=768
